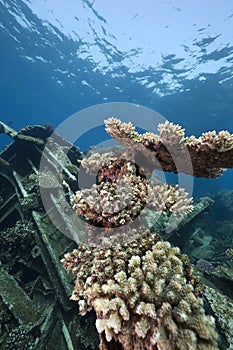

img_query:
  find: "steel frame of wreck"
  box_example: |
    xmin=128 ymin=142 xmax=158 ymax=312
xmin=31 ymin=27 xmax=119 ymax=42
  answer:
xmin=0 ymin=122 xmax=89 ymax=350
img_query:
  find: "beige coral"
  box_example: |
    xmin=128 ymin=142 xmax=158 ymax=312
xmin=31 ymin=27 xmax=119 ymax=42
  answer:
xmin=72 ymin=153 xmax=193 ymax=231
xmin=158 ymin=120 xmax=185 ymax=146
xmin=198 ymin=130 xmax=233 ymax=152
xmin=81 ymin=152 xmax=117 ymax=175
xmin=105 ymin=117 xmax=233 ymax=178
xmin=71 ymin=173 xmax=149 ymax=228
xmin=61 ymin=116 xmax=229 ymax=349
xmin=147 ymin=183 xmax=193 ymax=215
xmin=62 ymin=230 xmax=218 ymax=350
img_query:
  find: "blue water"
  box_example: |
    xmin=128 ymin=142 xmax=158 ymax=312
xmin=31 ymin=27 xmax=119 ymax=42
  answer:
xmin=0 ymin=0 xmax=233 ymax=198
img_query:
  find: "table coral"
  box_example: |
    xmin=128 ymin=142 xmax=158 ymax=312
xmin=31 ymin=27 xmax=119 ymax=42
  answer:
xmin=62 ymin=230 xmax=218 ymax=350
xmin=105 ymin=117 xmax=233 ymax=178
xmin=60 ymin=117 xmax=228 ymax=349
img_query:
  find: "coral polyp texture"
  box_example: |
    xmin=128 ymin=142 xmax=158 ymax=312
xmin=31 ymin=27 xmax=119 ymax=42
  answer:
xmin=62 ymin=230 xmax=218 ymax=350
xmin=61 ymin=117 xmax=228 ymax=349
xmin=72 ymin=151 xmax=193 ymax=230
xmin=105 ymin=117 xmax=233 ymax=178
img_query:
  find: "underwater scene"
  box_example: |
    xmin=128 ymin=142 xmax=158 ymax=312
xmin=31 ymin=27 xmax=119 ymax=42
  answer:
xmin=0 ymin=1 xmax=233 ymax=349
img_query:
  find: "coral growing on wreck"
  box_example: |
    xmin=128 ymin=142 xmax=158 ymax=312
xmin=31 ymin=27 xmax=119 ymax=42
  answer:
xmin=62 ymin=230 xmax=218 ymax=350
xmin=196 ymin=259 xmax=216 ymax=274
xmin=204 ymin=286 xmax=233 ymax=350
xmin=0 ymin=221 xmax=35 ymax=258
xmin=76 ymin=312 xmax=100 ymax=349
xmin=60 ymin=117 xmax=230 ymax=349
xmin=5 ymin=325 xmax=35 ymax=350
xmin=73 ymin=151 xmax=193 ymax=230
xmin=105 ymin=117 xmax=233 ymax=178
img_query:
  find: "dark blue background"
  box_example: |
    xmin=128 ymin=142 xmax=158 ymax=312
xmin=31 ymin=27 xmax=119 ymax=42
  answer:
xmin=0 ymin=0 xmax=233 ymax=198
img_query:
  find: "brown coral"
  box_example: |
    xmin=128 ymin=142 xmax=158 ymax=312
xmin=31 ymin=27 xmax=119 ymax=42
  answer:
xmin=105 ymin=117 xmax=233 ymax=178
xmin=61 ymin=117 xmax=226 ymax=349
xmin=73 ymin=151 xmax=193 ymax=231
xmin=62 ymin=230 xmax=218 ymax=350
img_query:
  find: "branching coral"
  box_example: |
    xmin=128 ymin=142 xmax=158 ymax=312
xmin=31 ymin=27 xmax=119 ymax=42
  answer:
xmin=62 ymin=230 xmax=218 ymax=350
xmin=105 ymin=117 xmax=233 ymax=178
xmin=72 ymin=151 xmax=193 ymax=231
xmin=61 ymin=117 xmax=227 ymax=349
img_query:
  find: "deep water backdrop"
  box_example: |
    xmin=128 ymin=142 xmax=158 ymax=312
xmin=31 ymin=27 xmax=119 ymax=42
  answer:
xmin=0 ymin=0 xmax=233 ymax=197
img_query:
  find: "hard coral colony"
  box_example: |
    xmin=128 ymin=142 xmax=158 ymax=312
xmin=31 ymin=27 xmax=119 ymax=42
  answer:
xmin=62 ymin=117 xmax=233 ymax=350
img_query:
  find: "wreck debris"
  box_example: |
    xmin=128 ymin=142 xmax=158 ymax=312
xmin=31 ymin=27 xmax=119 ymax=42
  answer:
xmin=204 ymin=286 xmax=233 ymax=350
xmin=153 ymin=196 xmax=215 ymax=240
xmin=0 ymin=264 xmax=42 ymax=324
xmin=0 ymin=122 xmax=83 ymax=349
xmin=0 ymin=121 xmax=18 ymax=139
xmin=226 ymin=248 xmax=233 ymax=260
xmin=0 ymin=119 xmax=233 ymax=349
